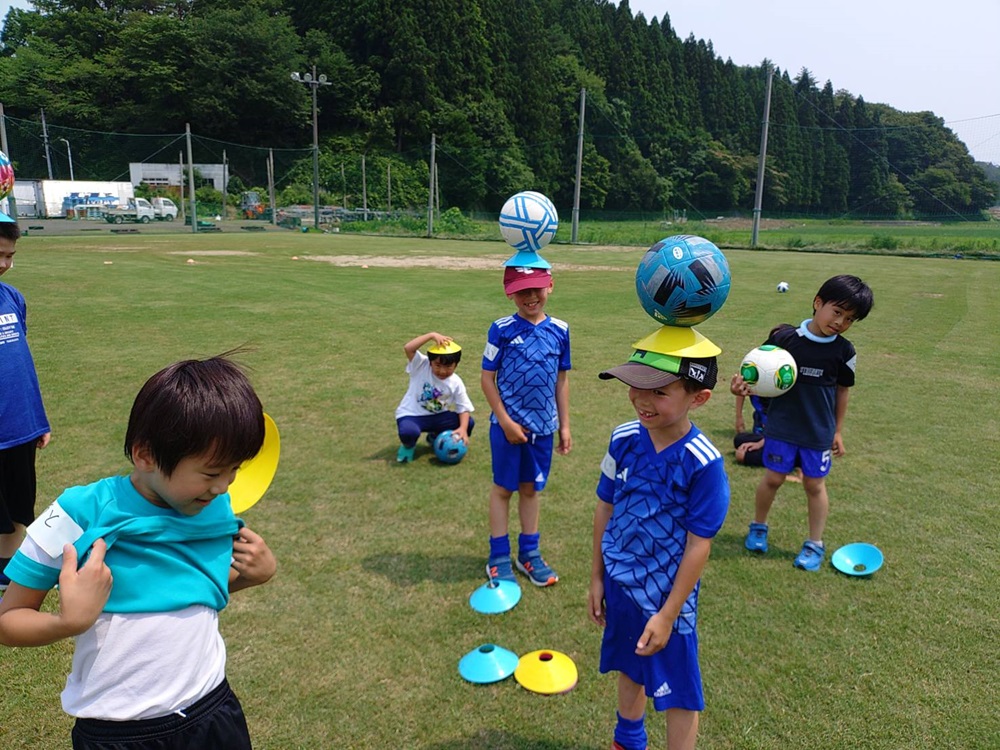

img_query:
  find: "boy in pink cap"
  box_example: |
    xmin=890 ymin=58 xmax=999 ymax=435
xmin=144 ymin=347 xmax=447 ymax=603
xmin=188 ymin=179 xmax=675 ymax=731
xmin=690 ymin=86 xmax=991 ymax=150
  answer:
xmin=480 ymin=265 xmax=571 ymax=587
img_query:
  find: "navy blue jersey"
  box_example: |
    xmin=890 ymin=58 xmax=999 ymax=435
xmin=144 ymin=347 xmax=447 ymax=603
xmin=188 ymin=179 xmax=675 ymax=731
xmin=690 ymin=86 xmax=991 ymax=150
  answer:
xmin=764 ymin=321 xmax=857 ymax=451
xmin=482 ymin=313 xmax=571 ymax=436
xmin=596 ymin=421 xmax=729 ymax=631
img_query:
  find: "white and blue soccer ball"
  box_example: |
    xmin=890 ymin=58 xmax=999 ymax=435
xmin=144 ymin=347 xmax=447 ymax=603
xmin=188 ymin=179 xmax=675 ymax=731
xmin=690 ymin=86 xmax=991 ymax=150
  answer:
xmin=740 ymin=345 xmax=797 ymax=398
xmin=433 ymin=430 xmax=468 ymax=465
xmin=635 ymin=235 xmax=731 ymax=327
xmin=776 ymin=281 xmax=790 ymax=293
xmin=498 ymin=191 xmax=558 ymax=252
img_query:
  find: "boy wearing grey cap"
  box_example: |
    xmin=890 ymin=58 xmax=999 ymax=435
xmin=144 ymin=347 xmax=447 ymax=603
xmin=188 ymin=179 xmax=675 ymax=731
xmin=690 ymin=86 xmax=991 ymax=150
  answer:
xmin=589 ymin=347 xmax=729 ymax=750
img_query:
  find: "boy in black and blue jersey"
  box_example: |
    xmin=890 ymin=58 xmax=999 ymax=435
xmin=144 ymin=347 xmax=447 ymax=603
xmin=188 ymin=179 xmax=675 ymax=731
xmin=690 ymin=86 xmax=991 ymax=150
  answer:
xmin=732 ymin=274 xmax=874 ymax=571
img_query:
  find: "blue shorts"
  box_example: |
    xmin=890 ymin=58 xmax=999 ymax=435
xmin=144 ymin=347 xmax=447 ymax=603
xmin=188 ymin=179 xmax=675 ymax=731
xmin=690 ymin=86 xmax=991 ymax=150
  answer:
xmin=599 ymin=574 xmax=704 ymax=712
xmin=489 ymin=422 xmax=553 ymax=492
xmin=762 ymin=437 xmax=831 ymax=478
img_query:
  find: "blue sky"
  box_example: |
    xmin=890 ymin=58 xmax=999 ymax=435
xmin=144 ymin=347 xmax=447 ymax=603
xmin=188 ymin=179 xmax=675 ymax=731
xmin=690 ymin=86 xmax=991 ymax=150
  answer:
xmin=629 ymin=0 xmax=1000 ymax=163
xmin=2 ymin=0 xmax=998 ymax=163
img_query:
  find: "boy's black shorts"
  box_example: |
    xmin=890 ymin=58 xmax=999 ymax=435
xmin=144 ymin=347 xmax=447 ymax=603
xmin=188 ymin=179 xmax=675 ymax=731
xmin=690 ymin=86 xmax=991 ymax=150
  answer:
xmin=0 ymin=439 xmax=38 ymax=534
xmin=71 ymin=678 xmax=252 ymax=750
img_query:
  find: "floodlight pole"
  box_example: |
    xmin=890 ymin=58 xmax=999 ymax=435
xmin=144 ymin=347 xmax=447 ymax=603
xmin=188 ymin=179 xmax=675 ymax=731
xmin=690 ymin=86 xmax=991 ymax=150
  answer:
xmin=59 ymin=138 xmax=74 ymax=180
xmin=291 ymin=66 xmax=331 ymax=230
xmin=751 ymin=65 xmax=774 ymax=248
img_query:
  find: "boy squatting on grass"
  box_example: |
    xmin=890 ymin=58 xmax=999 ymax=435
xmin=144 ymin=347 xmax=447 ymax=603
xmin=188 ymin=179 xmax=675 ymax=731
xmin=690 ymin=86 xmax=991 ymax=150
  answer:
xmin=0 ymin=215 xmax=52 ymax=595
xmin=481 ymin=265 xmax=571 ymax=587
xmin=732 ymin=274 xmax=874 ymax=571
xmin=589 ymin=347 xmax=729 ymax=750
xmin=0 ymin=355 xmax=277 ymax=750
xmin=394 ymin=331 xmax=475 ymax=463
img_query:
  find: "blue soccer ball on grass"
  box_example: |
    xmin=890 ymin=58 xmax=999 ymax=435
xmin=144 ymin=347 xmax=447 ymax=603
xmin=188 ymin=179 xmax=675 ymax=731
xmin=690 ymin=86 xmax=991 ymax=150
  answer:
xmin=433 ymin=431 xmax=468 ymax=465
xmin=635 ymin=235 xmax=731 ymax=327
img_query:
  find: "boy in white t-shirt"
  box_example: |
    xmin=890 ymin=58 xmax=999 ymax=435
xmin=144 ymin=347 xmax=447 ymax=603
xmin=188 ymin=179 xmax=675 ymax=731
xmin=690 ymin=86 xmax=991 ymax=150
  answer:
xmin=394 ymin=331 xmax=476 ymax=463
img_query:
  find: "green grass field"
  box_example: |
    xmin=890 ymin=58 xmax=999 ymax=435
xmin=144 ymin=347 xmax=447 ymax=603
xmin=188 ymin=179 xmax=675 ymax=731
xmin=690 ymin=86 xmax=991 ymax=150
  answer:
xmin=1 ymin=231 xmax=998 ymax=749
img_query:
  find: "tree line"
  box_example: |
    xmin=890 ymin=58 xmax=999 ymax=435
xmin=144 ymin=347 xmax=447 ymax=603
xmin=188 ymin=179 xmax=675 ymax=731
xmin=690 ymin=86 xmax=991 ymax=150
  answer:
xmin=0 ymin=0 xmax=995 ymax=218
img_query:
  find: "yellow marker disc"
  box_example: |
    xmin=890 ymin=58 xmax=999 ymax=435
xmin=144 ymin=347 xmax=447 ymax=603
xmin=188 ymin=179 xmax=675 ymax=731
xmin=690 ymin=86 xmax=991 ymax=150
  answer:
xmin=632 ymin=325 xmax=722 ymax=358
xmin=514 ymin=649 xmax=579 ymax=695
xmin=228 ymin=413 xmax=280 ymax=514
xmin=428 ymin=341 xmax=462 ymax=354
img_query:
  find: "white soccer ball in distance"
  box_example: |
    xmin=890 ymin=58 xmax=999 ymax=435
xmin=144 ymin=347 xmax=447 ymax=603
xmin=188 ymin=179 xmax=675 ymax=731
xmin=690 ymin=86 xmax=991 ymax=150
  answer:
xmin=776 ymin=281 xmax=790 ymax=293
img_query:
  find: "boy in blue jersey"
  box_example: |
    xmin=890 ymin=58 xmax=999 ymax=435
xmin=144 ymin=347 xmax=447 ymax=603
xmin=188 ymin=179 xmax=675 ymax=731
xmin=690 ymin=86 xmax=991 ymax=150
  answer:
xmin=590 ymin=348 xmax=729 ymax=750
xmin=732 ymin=274 xmax=874 ymax=571
xmin=0 ymin=355 xmax=276 ymax=750
xmin=0 ymin=215 xmax=52 ymax=594
xmin=481 ymin=265 xmax=571 ymax=587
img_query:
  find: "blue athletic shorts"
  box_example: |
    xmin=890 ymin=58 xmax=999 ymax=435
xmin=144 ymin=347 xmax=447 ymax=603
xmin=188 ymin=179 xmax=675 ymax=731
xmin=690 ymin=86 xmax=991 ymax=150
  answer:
xmin=762 ymin=436 xmax=831 ymax=478
xmin=489 ymin=422 xmax=553 ymax=492
xmin=599 ymin=574 xmax=704 ymax=712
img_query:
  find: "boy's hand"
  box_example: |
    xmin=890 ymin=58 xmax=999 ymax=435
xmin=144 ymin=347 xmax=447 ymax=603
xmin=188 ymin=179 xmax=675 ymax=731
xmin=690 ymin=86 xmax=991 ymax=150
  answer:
xmin=37 ymin=432 xmax=52 ymax=449
xmin=730 ymin=373 xmax=750 ymax=396
xmin=231 ymin=527 xmax=277 ymax=589
xmin=832 ymin=433 xmax=846 ymax=457
xmin=556 ymin=426 xmax=572 ymax=455
xmin=430 ymin=333 xmax=452 ymax=348
xmin=587 ymin=577 xmax=606 ymax=627
xmin=452 ymin=429 xmax=469 ymax=444
xmin=635 ymin=611 xmax=673 ymax=656
xmin=501 ymin=419 xmax=528 ymax=444
xmin=734 ymin=417 xmax=745 ymax=433
xmin=58 ymin=540 xmax=113 ymax=635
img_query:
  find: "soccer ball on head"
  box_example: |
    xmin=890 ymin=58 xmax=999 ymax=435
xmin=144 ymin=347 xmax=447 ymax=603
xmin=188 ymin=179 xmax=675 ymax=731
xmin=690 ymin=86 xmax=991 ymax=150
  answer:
xmin=776 ymin=281 xmax=790 ymax=293
xmin=740 ymin=345 xmax=797 ymax=397
xmin=0 ymin=151 xmax=14 ymax=202
xmin=498 ymin=191 xmax=558 ymax=252
xmin=635 ymin=235 xmax=731 ymax=327
xmin=433 ymin=431 xmax=468 ymax=465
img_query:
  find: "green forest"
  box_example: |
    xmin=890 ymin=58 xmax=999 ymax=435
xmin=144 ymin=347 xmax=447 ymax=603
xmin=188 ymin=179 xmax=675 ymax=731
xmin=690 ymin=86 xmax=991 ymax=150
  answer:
xmin=1 ymin=0 xmax=996 ymax=218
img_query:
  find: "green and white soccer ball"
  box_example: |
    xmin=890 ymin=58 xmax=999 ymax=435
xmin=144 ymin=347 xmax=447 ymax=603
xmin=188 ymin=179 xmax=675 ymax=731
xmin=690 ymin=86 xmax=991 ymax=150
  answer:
xmin=740 ymin=345 xmax=797 ymax=397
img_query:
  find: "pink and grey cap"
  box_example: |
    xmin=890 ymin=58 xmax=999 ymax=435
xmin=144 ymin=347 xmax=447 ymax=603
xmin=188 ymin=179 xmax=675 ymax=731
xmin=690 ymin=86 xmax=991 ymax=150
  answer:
xmin=503 ymin=266 xmax=553 ymax=295
xmin=599 ymin=348 xmax=718 ymax=390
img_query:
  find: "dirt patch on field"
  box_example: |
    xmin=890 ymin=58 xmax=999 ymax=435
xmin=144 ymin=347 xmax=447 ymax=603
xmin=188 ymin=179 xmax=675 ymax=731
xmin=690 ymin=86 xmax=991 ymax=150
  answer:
xmin=305 ymin=253 xmax=633 ymax=272
xmin=167 ymin=250 xmax=259 ymax=257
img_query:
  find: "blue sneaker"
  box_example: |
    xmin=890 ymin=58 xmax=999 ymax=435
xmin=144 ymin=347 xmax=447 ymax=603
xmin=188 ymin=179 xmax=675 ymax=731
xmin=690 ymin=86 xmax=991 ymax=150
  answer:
xmin=744 ymin=522 xmax=769 ymax=553
xmin=516 ymin=550 xmax=558 ymax=587
xmin=794 ymin=540 xmax=825 ymax=571
xmin=396 ymin=445 xmax=415 ymax=463
xmin=486 ymin=555 xmax=516 ymax=583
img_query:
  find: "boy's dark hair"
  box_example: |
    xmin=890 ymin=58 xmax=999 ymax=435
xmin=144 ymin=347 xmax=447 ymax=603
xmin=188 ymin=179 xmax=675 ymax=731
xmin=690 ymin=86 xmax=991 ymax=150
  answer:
xmin=124 ymin=355 xmax=265 ymax=476
xmin=0 ymin=220 xmax=22 ymax=242
xmin=816 ymin=274 xmax=874 ymax=320
xmin=428 ymin=350 xmax=462 ymax=366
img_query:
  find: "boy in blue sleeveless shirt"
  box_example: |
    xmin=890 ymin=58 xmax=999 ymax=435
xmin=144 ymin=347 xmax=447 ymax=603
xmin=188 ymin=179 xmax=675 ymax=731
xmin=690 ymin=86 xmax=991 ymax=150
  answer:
xmin=0 ymin=355 xmax=276 ymax=749
xmin=482 ymin=266 xmax=571 ymax=586
xmin=0 ymin=215 xmax=51 ymax=593
xmin=590 ymin=349 xmax=729 ymax=750
xmin=732 ymin=274 xmax=874 ymax=571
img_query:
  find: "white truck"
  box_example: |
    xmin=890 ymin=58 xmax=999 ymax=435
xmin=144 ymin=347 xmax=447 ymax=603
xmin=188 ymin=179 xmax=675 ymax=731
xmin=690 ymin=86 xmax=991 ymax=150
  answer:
xmin=102 ymin=197 xmax=178 ymax=224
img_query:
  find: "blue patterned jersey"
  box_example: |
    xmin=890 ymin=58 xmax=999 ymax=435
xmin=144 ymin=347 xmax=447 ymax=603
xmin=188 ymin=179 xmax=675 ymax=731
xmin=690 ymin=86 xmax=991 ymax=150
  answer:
xmin=482 ymin=313 xmax=571 ymax=436
xmin=596 ymin=421 xmax=729 ymax=631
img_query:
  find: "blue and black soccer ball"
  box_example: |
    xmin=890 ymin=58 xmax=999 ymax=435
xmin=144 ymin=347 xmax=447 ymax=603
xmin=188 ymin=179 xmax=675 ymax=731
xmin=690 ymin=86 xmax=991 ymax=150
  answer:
xmin=635 ymin=235 xmax=731 ymax=327
xmin=433 ymin=430 xmax=468 ymax=465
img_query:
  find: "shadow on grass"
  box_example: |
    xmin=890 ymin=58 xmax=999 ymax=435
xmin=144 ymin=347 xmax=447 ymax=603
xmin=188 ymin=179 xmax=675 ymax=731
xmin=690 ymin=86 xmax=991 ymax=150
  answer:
xmin=363 ymin=551 xmax=485 ymax=586
xmin=424 ymin=732 xmax=603 ymax=750
xmin=368 ymin=443 xmax=464 ymax=468
xmin=712 ymin=531 xmax=798 ymax=562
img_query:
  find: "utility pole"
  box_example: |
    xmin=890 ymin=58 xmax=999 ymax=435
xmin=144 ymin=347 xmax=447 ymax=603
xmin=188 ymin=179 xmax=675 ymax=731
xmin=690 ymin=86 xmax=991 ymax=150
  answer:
xmin=40 ymin=109 xmax=53 ymax=179
xmin=572 ymin=87 xmax=586 ymax=243
xmin=186 ymin=123 xmax=197 ymax=233
xmin=751 ymin=65 xmax=774 ymax=248
xmin=426 ymin=133 xmax=436 ymax=236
